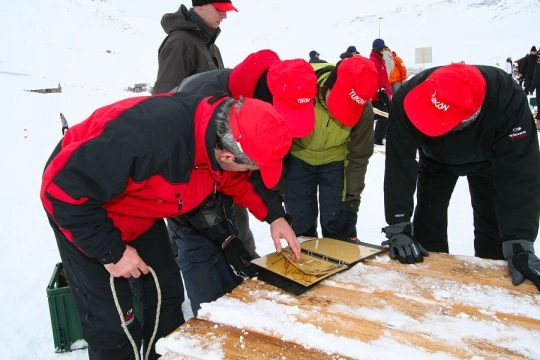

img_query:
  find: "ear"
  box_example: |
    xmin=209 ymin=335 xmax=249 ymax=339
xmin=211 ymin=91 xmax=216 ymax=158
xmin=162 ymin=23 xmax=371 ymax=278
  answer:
xmin=215 ymin=148 xmax=236 ymax=164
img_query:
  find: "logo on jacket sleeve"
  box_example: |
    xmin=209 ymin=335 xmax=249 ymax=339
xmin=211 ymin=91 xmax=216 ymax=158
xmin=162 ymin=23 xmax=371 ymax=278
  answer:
xmin=508 ymin=126 xmax=527 ymax=140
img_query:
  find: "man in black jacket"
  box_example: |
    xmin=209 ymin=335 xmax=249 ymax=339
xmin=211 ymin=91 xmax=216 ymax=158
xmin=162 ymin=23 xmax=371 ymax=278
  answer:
xmin=152 ymin=0 xmax=237 ymax=94
xmin=381 ymin=63 xmax=540 ymax=292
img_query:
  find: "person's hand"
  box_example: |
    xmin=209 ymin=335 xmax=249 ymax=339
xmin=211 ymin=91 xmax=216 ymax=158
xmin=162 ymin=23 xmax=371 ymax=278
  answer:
xmin=270 ymin=217 xmax=300 ymax=260
xmin=381 ymin=222 xmax=428 ymax=264
xmin=503 ymin=240 xmax=540 ymax=291
xmin=104 ymin=245 xmax=149 ymax=278
xmin=222 ymin=235 xmax=257 ymax=277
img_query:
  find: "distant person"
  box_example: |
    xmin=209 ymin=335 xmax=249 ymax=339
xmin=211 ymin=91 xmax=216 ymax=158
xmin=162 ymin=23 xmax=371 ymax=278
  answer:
xmin=504 ymin=57 xmax=513 ymax=76
xmin=531 ymin=50 xmax=540 ymax=129
xmin=516 ymin=55 xmax=527 ymax=88
xmin=59 ymin=113 xmax=68 ymax=135
xmin=340 ymin=45 xmax=359 ymax=59
xmin=521 ymin=46 xmax=538 ymax=95
xmin=382 ymin=47 xmax=395 ymax=77
xmin=369 ymin=38 xmax=393 ymax=145
xmin=388 ymin=48 xmax=407 ymax=93
xmin=381 ymin=63 xmax=540 ymax=292
xmin=152 ymin=0 xmax=238 ymax=94
xmin=285 ymin=56 xmax=378 ymax=241
xmin=309 ymin=50 xmax=327 ymax=63
xmin=41 ymin=94 xmax=301 ymax=359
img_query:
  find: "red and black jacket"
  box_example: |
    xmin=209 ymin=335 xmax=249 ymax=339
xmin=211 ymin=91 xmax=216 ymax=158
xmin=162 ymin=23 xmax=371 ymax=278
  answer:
xmin=41 ymin=93 xmax=285 ymax=263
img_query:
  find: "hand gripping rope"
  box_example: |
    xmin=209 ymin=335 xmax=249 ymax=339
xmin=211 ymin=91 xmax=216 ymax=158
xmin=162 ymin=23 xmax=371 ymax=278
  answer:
xmin=109 ymin=267 xmax=162 ymax=360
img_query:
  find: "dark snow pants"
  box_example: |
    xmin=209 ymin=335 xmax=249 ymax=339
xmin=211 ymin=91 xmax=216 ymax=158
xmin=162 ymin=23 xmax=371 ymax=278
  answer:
xmin=170 ymin=209 xmax=244 ymax=316
xmin=50 ymin=217 xmax=185 ymax=360
xmin=373 ymin=100 xmax=389 ymax=145
xmin=284 ymin=156 xmax=345 ymax=238
xmin=412 ymin=157 xmax=504 ymax=260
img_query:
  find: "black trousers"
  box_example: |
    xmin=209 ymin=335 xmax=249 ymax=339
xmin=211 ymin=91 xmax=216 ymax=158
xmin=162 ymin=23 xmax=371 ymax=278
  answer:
xmin=49 ymin=217 xmax=185 ymax=360
xmin=373 ymin=100 xmax=389 ymax=144
xmin=412 ymin=157 xmax=504 ymax=260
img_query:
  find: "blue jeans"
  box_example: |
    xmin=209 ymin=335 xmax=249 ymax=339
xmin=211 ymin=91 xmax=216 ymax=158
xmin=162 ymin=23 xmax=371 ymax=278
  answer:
xmin=169 ymin=196 xmax=251 ymax=315
xmin=284 ymin=156 xmax=345 ymax=237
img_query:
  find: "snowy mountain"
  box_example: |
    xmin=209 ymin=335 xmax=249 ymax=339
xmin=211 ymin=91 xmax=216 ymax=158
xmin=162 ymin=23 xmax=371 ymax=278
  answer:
xmin=0 ymin=1 xmax=538 ymax=359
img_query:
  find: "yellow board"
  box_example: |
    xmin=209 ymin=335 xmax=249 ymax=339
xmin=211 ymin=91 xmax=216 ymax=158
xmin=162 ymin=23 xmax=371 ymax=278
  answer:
xmin=250 ymin=237 xmax=385 ymax=293
xmin=299 ymin=237 xmax=384 ymax=265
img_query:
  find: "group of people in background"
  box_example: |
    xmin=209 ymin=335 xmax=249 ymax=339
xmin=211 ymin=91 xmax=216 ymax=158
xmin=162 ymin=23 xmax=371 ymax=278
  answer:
xmin=505 ymin=46 xmax=539 ymax=115
xmin=40 ymin=1 xmax=540 ymax=359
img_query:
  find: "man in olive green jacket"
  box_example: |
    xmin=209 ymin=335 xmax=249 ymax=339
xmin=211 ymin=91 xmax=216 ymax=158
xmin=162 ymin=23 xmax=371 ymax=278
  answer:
xmin=285 ymin=56 xmax=379 ymax=241
xmin=152 ymin=1 xmax=237 ymax=94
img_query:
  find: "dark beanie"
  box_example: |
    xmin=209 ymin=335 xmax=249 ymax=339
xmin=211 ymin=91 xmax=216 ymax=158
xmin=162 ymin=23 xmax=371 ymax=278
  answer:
xmin=532 ymin=46 xmax=538 ymax=52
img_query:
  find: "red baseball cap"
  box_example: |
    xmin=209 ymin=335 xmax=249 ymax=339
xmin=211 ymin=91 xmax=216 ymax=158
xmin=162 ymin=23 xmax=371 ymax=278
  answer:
xmin=327 ymin=56 xmax=379 ymax=127
xmin=193 ymin=0 xmax=238 ymax=12
xmin=404 ymin=64 xmax=486 ymax=137
xmin=229 ymin=98 xmax=292 ymax=188
xmin=229 ymin=50 xmax=280 ymax=99
xmin=211 ymin=1 xmax=238 ymax=12
xmin=267 ymin=59 xmax=317 ymax=138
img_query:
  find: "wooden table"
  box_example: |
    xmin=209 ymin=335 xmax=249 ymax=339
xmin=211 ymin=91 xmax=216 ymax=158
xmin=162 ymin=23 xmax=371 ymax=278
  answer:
xmin=156 ymin=253 xmax=540 ymax=359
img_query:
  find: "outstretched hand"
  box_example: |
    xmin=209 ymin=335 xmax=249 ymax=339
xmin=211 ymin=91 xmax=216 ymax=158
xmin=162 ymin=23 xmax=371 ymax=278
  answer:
xmin=270 ymin=217 xmax=300 ymax=260
xmin=104 ymin=245 xmax=149 ymax=278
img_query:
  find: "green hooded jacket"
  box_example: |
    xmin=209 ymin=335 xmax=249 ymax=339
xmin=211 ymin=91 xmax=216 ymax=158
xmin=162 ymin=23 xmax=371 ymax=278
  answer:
xmin=290 ymin=63 xmax=375 ymax=211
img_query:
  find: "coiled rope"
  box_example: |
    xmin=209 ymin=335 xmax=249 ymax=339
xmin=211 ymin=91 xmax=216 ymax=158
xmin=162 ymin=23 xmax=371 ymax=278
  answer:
xmin=110 ymin=267 xmax=161 ymax=360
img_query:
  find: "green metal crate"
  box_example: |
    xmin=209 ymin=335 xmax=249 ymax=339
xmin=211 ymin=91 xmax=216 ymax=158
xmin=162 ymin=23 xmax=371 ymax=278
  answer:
xmin=46 ymin=262 xmax=85 ymax=352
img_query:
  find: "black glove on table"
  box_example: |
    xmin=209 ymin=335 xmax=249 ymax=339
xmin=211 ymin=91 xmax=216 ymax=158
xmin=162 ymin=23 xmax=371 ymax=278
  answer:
xmin=503 ymin=240 xmax=540 ymax=291
xmin=381 ymin=222 xmax=428 ymax=264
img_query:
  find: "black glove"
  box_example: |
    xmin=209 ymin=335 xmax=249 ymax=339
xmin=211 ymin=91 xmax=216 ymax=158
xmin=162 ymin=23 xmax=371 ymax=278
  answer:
xmin=222 ymin=235 xmax=257 ymax=278
xmin=381 ymin=222 xmax=428 ymax=264
xmin=377 ymin=88 xmax=391 ymax=111
xmin=503 ymin=240 xmax=540 ymax=291
xmin=324 ymin=201 xmax=358 ymax=241
xmin=62 ymin=126 xmax=68 ymax=135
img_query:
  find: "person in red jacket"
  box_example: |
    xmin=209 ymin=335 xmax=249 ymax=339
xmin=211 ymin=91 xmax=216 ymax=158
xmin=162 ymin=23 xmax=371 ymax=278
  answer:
xmin=41 ymin=94 xmax=300 ymax=360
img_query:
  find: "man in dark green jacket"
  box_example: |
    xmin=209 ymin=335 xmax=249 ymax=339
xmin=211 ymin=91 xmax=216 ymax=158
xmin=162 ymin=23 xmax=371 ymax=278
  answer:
xmin=152 ymin=0 xmax=237 ymax=94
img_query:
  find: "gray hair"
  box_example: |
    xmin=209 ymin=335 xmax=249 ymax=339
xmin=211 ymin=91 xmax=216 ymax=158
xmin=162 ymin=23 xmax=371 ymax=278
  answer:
xmin=215 ymin=97 xmax=256 ymax=166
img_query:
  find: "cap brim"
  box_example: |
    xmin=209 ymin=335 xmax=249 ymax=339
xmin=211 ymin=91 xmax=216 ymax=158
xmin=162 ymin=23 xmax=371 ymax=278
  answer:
xmin=212 ymin=2 xmax=238 ymax=12
xmin=327 ymin=89 xmax=365 ymax=127
xmin=259 ymin=161 xmax=283 ymax=189
xmin=404 ymin=84 xmax=462 ymax=137
xmin=272 ymin=98 xmax=315 ymax=138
